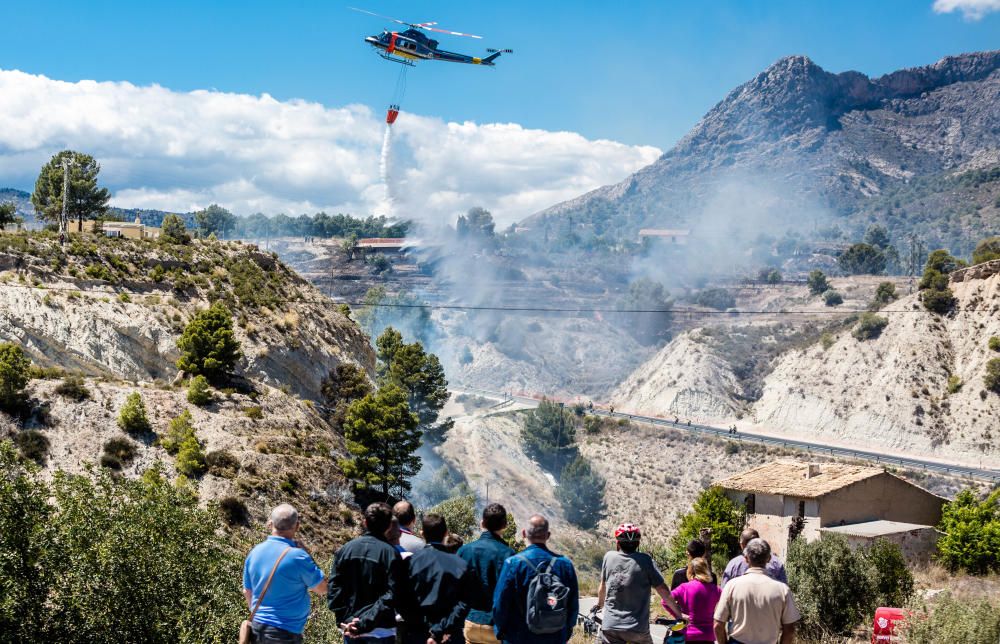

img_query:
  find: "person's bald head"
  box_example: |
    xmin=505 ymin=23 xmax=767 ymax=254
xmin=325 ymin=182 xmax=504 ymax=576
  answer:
xmin=740 ymin=528 xmax=760 ymax=549
xmin=268 ymin=504 xmax=299 ymax=536
xmin=524 ymin=514 xmax=550 ymax=544
xmin=393 ymin=500 xmax=416 ymax=529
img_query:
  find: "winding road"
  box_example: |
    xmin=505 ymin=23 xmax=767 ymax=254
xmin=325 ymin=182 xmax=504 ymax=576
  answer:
xmin=452 ymin=386 xmax=1000 ymax=483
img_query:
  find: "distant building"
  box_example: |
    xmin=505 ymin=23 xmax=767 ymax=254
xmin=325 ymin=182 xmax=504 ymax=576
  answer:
xmin=638 ymin=228 xmax=690 ymax=245
xmin=69 ymin=215 xmax=161 ymax=240
xmin=715 ymin=461 xmax=946 ymax=559
xmin=354 ymin=237 xmax=409 ymax=254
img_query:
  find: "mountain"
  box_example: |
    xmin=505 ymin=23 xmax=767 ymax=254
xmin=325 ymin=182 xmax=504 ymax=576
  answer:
xmin=530 ymin=51 xmax=1000 ymax=256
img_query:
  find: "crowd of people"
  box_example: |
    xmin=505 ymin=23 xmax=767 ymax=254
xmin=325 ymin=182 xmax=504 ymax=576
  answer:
xmin=241 ymin=503 xmax=800 ymax=644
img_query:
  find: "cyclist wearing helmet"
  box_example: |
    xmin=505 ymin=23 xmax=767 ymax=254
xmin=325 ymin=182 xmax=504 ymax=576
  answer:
xmin=595 ymin=523 xmax=686 ymax=644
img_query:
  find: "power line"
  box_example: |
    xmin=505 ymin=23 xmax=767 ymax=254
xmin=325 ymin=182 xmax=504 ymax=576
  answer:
xmin=0 ymin=280 xmax=989 ymax=317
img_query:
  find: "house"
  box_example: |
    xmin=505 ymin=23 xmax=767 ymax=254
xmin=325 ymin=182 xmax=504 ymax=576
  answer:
xmin=70 ymin=215 xmax=161 ymax=240
xmin=715 ymin=461 xmax=946 ymax=559
xmin=638 ymin=228 xmax=690 ymax=245
xmin=820 ymin=521 xmax=941 ymax=563
xmin=354 ymin=237 xmax=408 ymax=254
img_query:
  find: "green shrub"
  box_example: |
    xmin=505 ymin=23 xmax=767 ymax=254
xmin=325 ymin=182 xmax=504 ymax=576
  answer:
xmin=205 ymin=450 xmax=240 ymax=478
xmin=0 ymin=448 xmax=245 ymax=642
xmin=176 ymin=302 xmax=242 ymax=383
xmin=971 ymin=236 xmax=1000 ymax=265
xmin=149 ymin=264 xmax=166 ymax=282
xmin=985 ymin=359 xmax=1000 ymax=394
xmin=852 ymin=312 xmax=889 ymax=341
xmin=175 ymin=435 xmax=207 ymax=477
xmin=117 ymin=392 xmax=151 ymax=435
xmin=758 ymin=267 xmax=782 ymax=283
xmin=903 ymin=593 xmax=1000 ymax=644
xmin=667 ymin=486 xmax=744 ymax=571
xmin=54 ymin=374 xmax=90 ymax=402
xmin=936 ymin=488 xmax=1000 ymax=574
xmin=787 ymin=534 xmax=876 ymax=637
xmin=161 ymin=410 xmax=196 ymax=455
xmin=921 ymin=287 xmax=956 ymax=313
xmin=947 ymin=375 xmax=963 ymax=395
xmin=823 ymin=290 xmax=843 ymax=307
xmin=863 ymin=538 xmax=914 ymax=608
xmin=838 ymin=243 xmax=886 ymax=275
xmin=243 ymin=406 xmax=263 ymax=420
xmin=117 ymin=293 xmax=131 ymax=304
xmin=99 ymin=454 xmax=122 ymax=470
xmin=13 ymin=430 xmax=49 ymax=465
xmin=820 ymin=332 xmax=836 ymax=350
xmin=84 ymin=263 xmax=114 ymax=281
xmin=186 ymin=375 xmax=214 ymax=406
xmin=873 ymin=281 xmax=897 ymax=306
xmin=427 ymin=494 xmax=476 ymax=540
xmin=217 ymin=496 xmax=249 ymax=526
xmin=807 ymin=270 xmax=831 ymax=296
xmin=989 ymin=336 xmax=1000 ymax=352
xmin=0 ymin=342 xmax=31 ymax=414
xmin=102 ymin=437 xmax=137 ymax=464
xmin=693 ymin=288 xmax=736 ymax=310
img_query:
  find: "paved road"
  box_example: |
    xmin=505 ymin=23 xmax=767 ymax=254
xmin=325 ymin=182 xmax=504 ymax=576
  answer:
xmin=452 ymin=386 xmax=1000 ymax=482
xmin=578 ymin=596 xmax=669 ymax=642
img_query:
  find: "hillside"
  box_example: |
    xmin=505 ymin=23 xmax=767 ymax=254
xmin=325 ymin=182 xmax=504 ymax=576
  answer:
xmin=0 ymin=231 xmax=375 ymax=554
xmin=531 ymin=50 xmax=1000 ymax=256
xmin=611 ymin=264 xmax=1000 ymax=466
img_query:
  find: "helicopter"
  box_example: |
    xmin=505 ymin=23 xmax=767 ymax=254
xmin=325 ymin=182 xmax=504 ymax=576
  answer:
xmin=351 ymin=7 xmax=512 ymax=67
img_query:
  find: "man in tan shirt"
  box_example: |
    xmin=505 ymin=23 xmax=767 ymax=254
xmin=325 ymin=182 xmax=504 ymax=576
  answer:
xmin=713 ymin=539 xmax=799 ymax=644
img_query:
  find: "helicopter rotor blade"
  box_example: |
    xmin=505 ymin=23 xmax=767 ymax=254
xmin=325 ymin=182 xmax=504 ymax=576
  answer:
xmin=421 ymin=25 xmax=483 ymax=39
xmin=348 ymin=7 xmax=416 ymax=28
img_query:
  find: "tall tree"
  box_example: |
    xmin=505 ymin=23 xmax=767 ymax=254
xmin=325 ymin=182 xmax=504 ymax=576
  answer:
xmin=456 ymin=207 xmax=495 ymax=239
xmin=340 ymin=384 xmax=420 ymax=499
xmin=522 ymin=398 xmax=577 ymax=475
xmin=376 ymin=327 xmax=449 ymax=439
xmin=0 ymin=201 xmax=18 ymax=229
xmin=556 ymin=455 xmax=606 ymax=529
xmin=193 ymin=204 xmax=237 ymax=239
xmin=31 ymin=150 xmax=111 ymax=228
xmin=838 ymin=243 xmax=887 ymax=275
xmin=161 ymin=214 xmax=191 ymax=244
xmin=0 ymin=343 xmax=31 ymax=413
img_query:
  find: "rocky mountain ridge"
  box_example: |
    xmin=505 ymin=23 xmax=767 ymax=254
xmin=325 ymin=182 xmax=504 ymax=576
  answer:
xmin=530 ymin=50 xmax=1000 ymax=255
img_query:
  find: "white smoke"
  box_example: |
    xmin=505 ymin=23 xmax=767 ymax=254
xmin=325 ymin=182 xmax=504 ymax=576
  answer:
xmin=379 ymin=123 xmax=394 ymax=217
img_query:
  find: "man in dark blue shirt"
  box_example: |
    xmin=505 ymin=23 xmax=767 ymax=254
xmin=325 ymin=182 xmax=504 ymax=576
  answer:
xmin=493 ymin=514 xmax=579 ymax=644
xmin=398 ymin=514 xmax=478 ymax=644
xmin=457 ymin=503 xmax=515 ymax=643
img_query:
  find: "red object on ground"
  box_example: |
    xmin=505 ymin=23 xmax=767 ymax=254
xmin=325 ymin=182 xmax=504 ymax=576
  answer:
xmin=871 ymin=607 xmax=906 ymax=643
xmin=386 ymin=107 xmax=399 ymax=124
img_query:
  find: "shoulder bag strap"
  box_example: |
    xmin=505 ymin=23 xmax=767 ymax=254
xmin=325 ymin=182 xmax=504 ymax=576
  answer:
xmin=249 ymin=546 xmax=293 ymax=622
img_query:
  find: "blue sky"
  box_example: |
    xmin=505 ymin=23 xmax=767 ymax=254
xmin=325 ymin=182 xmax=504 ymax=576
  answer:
xmin=2 ymin=1 xmax=998 ymax=149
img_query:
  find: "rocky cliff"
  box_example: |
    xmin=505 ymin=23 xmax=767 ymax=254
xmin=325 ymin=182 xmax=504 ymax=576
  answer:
xmin=530 ymin=50 xmax=1000 ymax=255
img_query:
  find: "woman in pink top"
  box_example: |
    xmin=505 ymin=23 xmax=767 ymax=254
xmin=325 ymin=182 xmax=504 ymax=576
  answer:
xmin=665 ymin=557 xmax=722 ymax=643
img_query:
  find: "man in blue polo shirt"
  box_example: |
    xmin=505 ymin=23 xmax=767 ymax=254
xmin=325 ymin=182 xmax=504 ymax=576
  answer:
xmin=243 ymin=504 xmax=328 ymax=643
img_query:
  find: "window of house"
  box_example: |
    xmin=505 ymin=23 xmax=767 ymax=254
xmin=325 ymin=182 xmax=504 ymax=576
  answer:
xmin=798 ymin=500 xmax=806 ymax=518
xmin=745 ymin=493 xmax=756 ymax=515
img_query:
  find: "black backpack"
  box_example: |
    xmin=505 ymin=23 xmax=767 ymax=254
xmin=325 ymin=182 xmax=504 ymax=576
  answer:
xmin=518 ymin=555 xmax=571 ymax=635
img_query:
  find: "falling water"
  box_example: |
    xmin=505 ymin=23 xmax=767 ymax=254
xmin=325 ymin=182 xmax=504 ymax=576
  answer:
xmin=379 ymin=123 xmax=394 ymax=217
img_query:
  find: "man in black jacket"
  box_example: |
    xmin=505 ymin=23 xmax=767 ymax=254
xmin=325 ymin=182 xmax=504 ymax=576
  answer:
xmin=399 ymin=514 xmax=478 ymax=644
xmin=328 ymin=503 xmax=407 ymax=643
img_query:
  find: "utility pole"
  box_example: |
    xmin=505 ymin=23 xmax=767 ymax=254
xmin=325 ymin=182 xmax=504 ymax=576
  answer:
xmin=60 ymin=157 xmax=71 ymax=239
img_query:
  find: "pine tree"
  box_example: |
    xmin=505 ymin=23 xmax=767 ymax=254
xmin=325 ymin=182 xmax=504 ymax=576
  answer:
xmin=0 ymin=343 xmax=31 ymax=413
xmin=176 ymin=302 xmax=242 ymax=383
xmin=522 ymin=398 xmax=577 ymax=475
xmin=186 ymin=375 xmax=214 ymax=406
xmin=161 ymin=214 xmax=191 ymax=244
xmin=556 ymin=455 xmax=606 ymax=529
xmin=31 ymin=150 xmax=110 ymax=227
xmin=340 ymin=384 xmax=420 ymax=499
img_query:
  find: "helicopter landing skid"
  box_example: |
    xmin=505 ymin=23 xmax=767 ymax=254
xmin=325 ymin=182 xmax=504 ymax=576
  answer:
xmin=377 ymin=52 xmax=416 ymax=66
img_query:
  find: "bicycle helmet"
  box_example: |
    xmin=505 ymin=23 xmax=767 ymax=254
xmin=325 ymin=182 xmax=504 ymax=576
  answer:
xmin=614 ymin=523 xmax=641 ymax=542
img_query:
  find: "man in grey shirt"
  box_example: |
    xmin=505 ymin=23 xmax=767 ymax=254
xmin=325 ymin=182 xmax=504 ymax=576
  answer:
xmin=595 ymin=523 xmax=685 ymax=644
xmin=393 ymin=500 xmax=425 ymax=553
xmin=722 ymin=528 xmax=786 ymax=587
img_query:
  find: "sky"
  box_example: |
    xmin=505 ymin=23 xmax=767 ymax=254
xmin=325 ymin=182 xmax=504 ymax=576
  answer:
xmin=0 ymin=0 xmax=998 ymax=222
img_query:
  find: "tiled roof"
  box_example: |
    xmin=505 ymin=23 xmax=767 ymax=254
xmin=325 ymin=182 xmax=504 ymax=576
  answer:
xmin=714 ymin=461 xmax=885 ymax=499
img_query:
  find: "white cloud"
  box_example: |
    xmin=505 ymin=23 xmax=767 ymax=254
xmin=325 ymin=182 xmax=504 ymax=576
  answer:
xmin=932 ymin=0 xmax=1000 ymax=20
xmin=0 ymin=69 xmax=660 ymax=225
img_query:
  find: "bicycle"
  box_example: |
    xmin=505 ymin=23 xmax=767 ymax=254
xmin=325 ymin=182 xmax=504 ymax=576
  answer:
xmin=581 ymin=608 xmax=688 ymax=644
